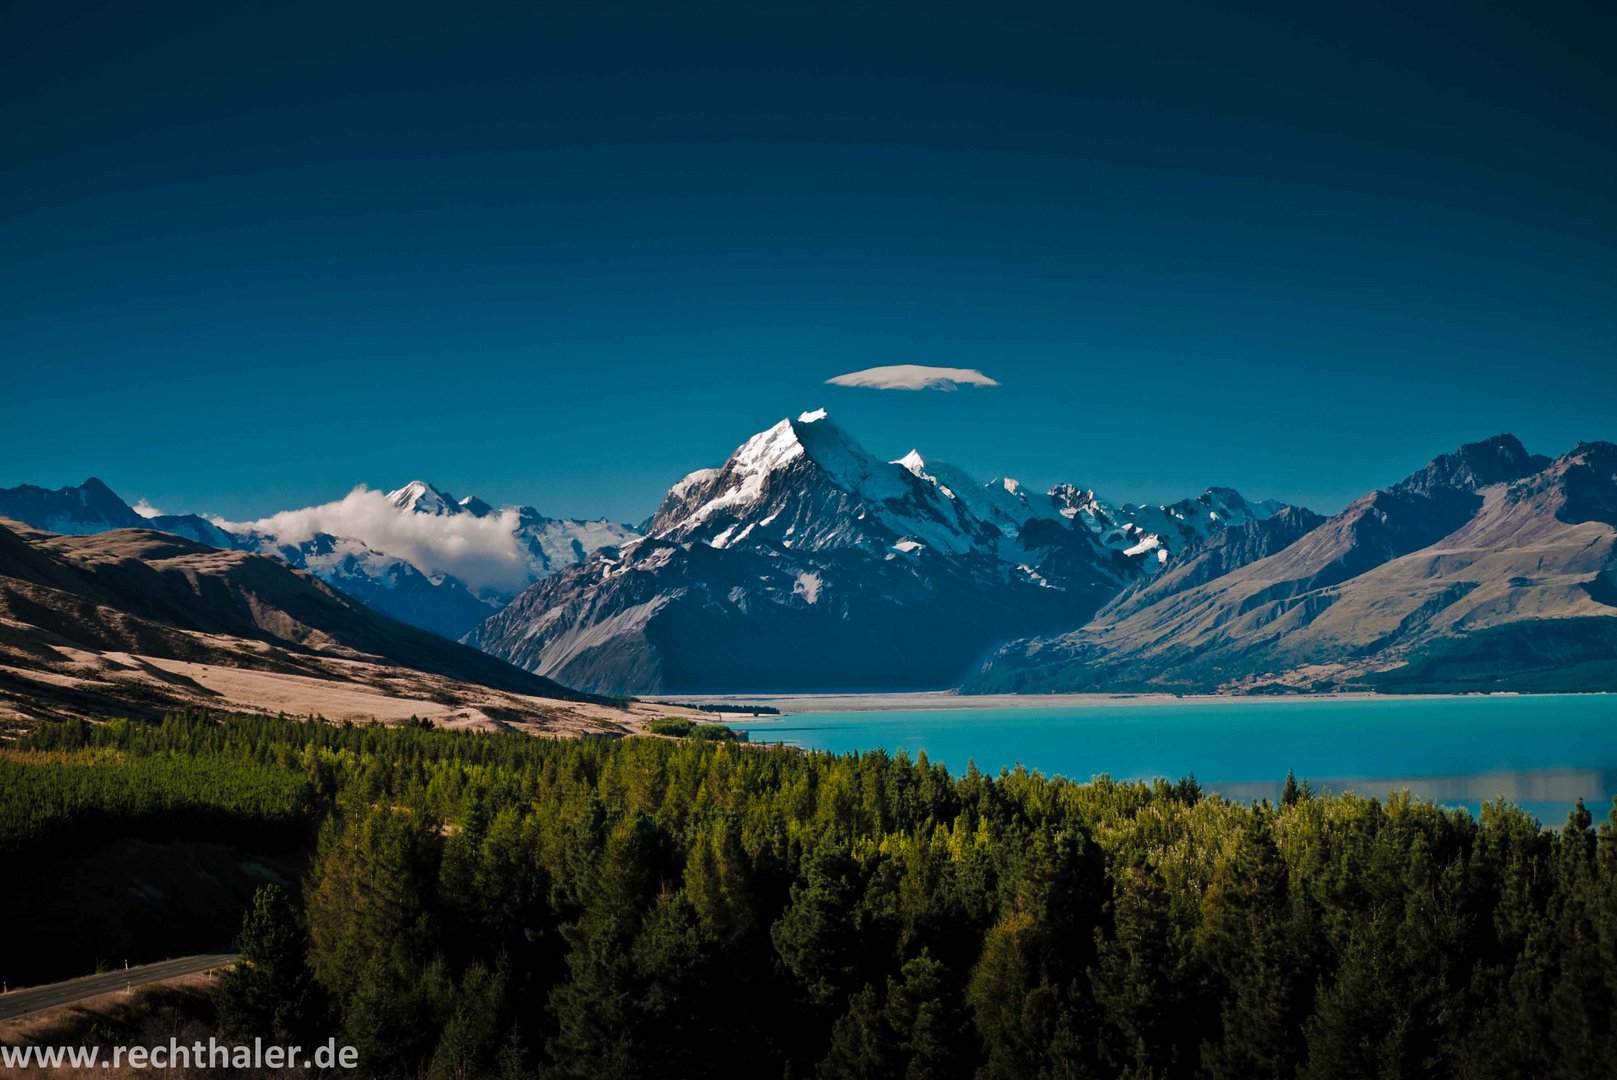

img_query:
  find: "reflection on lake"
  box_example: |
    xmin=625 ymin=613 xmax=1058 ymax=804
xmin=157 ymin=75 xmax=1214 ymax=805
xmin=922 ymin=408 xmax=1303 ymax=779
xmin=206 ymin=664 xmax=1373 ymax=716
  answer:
xmin=1214 ymin=768 xmax=1617 ymax=819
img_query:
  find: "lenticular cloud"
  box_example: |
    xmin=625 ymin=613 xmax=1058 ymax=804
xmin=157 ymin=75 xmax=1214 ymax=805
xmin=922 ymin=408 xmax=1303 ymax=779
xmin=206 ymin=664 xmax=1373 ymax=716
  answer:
xmin=221 ymin=487 xmax=531 ymax=596
xmin=826 ymin=365 xmax=1001 ymax=391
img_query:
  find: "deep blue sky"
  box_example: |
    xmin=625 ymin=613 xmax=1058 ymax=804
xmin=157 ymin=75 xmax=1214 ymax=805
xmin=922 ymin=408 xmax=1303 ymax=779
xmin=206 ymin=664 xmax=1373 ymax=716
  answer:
xmin=4 ymin=1 xmax=1613 ymax=523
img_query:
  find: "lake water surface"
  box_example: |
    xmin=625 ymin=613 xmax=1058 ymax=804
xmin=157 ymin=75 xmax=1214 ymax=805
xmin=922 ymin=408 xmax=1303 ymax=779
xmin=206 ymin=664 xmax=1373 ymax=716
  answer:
xmin=737 ymin=695 xmax=1617 ymax=824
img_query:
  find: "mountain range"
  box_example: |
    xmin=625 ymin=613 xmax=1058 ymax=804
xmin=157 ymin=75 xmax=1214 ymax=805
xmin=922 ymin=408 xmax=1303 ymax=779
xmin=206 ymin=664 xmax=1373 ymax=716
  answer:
xmin=4 ymin=416 xmax=1613 ymax=699
xmin=0 ymin=477 xmax=637 ymax=640
xmin=969 ymin=435 xmax=1617 ymax=694
xmin=468 ymin=410 xmax=1310 ymax=693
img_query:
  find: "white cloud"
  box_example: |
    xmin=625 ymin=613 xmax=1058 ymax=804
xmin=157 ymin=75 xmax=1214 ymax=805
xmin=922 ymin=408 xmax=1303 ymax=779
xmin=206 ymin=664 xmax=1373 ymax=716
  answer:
xmin=826 ymin=364 xmax=1001 ymax=392
xmin=219 ymin=486 xmax=532 ymax=596
xmin=132 ymin=499 xmax=164 ymax=519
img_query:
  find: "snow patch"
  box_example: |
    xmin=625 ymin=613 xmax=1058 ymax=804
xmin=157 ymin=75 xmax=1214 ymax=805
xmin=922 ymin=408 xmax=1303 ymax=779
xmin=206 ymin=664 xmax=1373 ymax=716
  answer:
xmin=793 ymin=571 xmax=823 ymax=604
xmin=1017 ymin=564 xmax=1055 ymax=589
xmin=1123 ymin=535 xmax=1162 ymax=558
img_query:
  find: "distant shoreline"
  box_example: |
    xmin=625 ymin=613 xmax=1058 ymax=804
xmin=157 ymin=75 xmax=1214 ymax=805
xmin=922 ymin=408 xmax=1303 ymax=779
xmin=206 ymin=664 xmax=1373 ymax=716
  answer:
xmin=651 ymin=689 xmax=1610 ymax=717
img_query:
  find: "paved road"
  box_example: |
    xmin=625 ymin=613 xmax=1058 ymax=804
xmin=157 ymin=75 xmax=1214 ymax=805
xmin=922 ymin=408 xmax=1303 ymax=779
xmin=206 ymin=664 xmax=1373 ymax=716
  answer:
xmin=0 ymin=954 xmax=238 ymax=1022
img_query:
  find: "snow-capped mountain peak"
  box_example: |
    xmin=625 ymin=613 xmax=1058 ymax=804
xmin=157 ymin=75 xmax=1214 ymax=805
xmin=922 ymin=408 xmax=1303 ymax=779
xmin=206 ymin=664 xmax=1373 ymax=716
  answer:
xmin=895 ymin=449 xmax=929 ymax=478
xmin=386 ymin=480 xmax=460 ymax=516
xmin=643 ymin=409 xmax=1291 ymax=574
xmin=788 ymin=410 xmax=919 ymax=506
xmin=684 ymin=418 xmax=808 ymax=528
xmin=471 ymin=414 xmax=1150 ymax=695
xmin=650 ymin=410 xmax=997 ymax=556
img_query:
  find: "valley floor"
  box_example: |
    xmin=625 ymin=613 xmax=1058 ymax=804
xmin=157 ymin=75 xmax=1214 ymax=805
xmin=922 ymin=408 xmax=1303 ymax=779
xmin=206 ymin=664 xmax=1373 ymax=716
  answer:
xmin=0 ymin=648 xmax=709 ymax=736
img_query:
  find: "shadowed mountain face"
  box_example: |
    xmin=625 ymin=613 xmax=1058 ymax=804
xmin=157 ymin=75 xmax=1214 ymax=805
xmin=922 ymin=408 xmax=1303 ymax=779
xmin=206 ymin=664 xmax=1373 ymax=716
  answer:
xmin=968 ymin=437 xmax=1617 ymax=694
xmin=239 ymin=530 xmax=500 ymax=641
xmin=468 ymin=410 xmax=1299 ymax=695
xmin=469 ymin=538 xmax=1097 ymax=695
xmin=0 ymin=478 xmax=148 ymax=534
xmin=0 ymin=518 xmax=608 ymax=727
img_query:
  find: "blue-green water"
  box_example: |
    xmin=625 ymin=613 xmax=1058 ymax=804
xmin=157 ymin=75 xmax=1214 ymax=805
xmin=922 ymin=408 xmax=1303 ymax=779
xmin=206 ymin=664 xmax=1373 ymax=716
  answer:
xmin=738 ymin=695 xmax=1617 ymax=824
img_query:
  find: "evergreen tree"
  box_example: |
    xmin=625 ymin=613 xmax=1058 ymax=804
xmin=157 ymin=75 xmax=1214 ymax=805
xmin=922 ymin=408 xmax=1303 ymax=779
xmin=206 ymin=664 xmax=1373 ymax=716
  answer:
xmin=821 ymin=952 xmax=971 ymax=1079
xmin=215 ymin=884 xmax=325 ymax=1043
xmin=771 ymin=838 xmax=870 ymax=1011
xmin=1193 ymin=816 xmax=1301 ymax=1080
xmin=429 ymin=962 xmax=513 ymax=1080
xmin=1090 ymin=862 xmax=1188 ymax=1076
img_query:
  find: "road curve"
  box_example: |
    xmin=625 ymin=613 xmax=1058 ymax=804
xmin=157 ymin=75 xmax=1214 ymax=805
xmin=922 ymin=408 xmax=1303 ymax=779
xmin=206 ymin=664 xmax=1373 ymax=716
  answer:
xmin=0 ymin=954 xmax=238 ymax=1022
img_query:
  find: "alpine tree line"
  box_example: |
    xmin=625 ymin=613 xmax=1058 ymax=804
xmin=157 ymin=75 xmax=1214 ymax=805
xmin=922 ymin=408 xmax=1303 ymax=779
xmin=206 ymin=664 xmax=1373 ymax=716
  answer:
xmin=8 ymin=711 xmax=1617 ymax=1078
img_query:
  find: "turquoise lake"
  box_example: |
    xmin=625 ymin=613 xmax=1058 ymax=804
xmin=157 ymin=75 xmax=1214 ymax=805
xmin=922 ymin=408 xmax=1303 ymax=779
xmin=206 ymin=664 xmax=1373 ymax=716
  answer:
xmin=737 ymin=695 xmax=1617 ymax=824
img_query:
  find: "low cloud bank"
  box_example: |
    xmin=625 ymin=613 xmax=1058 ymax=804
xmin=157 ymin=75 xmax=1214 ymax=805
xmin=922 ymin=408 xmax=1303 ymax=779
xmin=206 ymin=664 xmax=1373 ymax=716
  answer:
xmin=221 ymin=487 xmax=532 ymax=596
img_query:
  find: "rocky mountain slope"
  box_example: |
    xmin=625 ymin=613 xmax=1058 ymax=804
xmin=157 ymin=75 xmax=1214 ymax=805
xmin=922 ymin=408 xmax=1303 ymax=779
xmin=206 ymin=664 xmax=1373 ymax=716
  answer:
xmin=468 ymin=410 xmax=1295 ymax=694
xmin=0 ymin=518 xmax=657 ymax=731
xmin=968 ymin=436 xmax=1617 ymax=694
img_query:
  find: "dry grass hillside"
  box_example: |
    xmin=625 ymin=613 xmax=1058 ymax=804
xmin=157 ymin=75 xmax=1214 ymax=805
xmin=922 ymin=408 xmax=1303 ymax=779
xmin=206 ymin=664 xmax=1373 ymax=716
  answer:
xmin=970 ymin=438 xmax=1617 ymax=693
xmin=0 ymin=520 xmax=690 ymax=734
